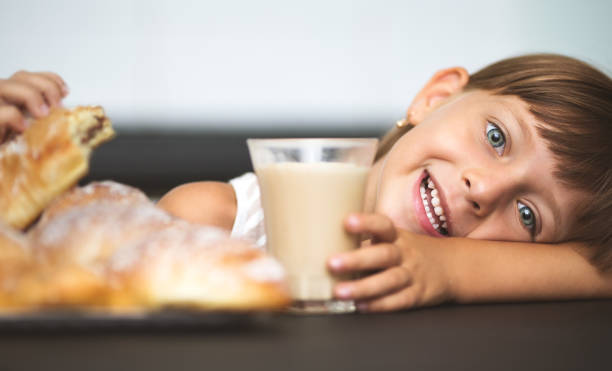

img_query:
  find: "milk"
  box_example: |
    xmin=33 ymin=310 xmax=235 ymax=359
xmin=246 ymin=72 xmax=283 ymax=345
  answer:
xmin=256 ymin=162 xmax=369 ymax=301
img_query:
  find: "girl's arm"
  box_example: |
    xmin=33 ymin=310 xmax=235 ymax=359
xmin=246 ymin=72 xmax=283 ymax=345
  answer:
xmin=329 ymin=213 xmax=612 ymax=312
xmin=157 ymin=181 xmax=237 ymax=231
xmin=443 ymin=238 xmax=612 ymax=303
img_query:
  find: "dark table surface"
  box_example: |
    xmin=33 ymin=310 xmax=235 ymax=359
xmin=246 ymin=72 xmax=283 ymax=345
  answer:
xmin=0 ymin=300 xmax=610 ymax=371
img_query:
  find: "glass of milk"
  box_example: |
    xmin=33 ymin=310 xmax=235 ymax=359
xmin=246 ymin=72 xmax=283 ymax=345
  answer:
xmin=247 ymin=138 xmax=378 ymax=314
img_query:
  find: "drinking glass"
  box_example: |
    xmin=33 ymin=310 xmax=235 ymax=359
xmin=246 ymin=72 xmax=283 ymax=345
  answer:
xmin=247 ymin=138 xmax=378 ymax=314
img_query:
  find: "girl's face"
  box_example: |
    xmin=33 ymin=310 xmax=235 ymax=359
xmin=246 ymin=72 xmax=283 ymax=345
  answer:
xmin=367 ymin=90 xmax=586 ymax=243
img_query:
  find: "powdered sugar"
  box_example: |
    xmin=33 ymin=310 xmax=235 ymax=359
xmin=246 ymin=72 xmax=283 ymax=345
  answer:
xmin=98 ymin=181 xmax=145 ymax=198
xmin=80 ymin=184 xmax=95 ymax=195
xmin=32 ymin=202 xmax=174 ymax=258
xmin=108 ymin=224 xmax=231 ymax=273
xmin=76 ymin=181 xmax=150 ymax=202
xmin=0 ymin=138 xmax=28 ymax=195
xmin=242 ymin=256 xmax=286 ymax=282
xmin=0 ymin=137 xmax=27 ymax=160
xmin=35 ymin=208 xmax=82 ymax=247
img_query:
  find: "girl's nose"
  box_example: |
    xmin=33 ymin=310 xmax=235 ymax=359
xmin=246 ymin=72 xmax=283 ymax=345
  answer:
xmin=461 ymin=168 xmax=512 ymax=216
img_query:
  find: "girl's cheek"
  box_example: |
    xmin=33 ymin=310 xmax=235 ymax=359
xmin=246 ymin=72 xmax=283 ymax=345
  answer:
xmin=376 ymin=190 xmax=411 ymax=232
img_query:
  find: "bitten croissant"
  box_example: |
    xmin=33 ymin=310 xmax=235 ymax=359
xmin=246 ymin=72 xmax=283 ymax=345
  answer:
xmin=0 ymin=106 xmax=115 ymax=229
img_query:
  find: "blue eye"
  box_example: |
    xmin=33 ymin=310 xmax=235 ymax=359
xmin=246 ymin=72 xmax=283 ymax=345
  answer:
xmin=486 ymin=122 xmax=506 ymax=155
xmin=517 ymin=201 xmax=536 ymax=232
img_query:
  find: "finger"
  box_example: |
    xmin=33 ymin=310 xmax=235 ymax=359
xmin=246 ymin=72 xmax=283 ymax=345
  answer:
xmin=328 ymin=243 xmax=402 ymax=273
xmin=12 ymin=72 xmax=63 ymax=107
xmin=357 ymin=288 xmax=416 ymax=313
xmin=345 ymin=213 xmax=397 ymax=243
xmin=0 ymin=105 xmax=27 ymax=132
xmin=38 ymin=71 xmax=69 ymax=96
xmin=0 ymin=80 xmax=49 ymax=117
xmin=334 ymin=265 xmax=412 ymax=301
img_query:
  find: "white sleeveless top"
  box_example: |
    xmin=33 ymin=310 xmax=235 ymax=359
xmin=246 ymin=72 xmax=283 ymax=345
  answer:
xmin=229 ymin=172 xmax=267 ymax=249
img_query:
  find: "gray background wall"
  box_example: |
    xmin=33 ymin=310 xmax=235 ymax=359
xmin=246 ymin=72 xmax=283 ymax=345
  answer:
xmin=1 ymin=0 xmax=611 ymax=132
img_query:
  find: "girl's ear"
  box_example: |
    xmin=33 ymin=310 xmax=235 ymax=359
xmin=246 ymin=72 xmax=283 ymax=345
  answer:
xmin=406 ymin=67 xmax=469 ymax=125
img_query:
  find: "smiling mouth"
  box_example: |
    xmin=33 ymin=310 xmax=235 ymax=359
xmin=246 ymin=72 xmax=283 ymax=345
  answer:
xmin=419 ymin=173 xmax=449 ymax=236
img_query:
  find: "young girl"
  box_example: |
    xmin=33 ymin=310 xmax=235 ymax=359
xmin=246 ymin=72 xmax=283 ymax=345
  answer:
xmin=3 ymin=54 xmax=611 ymax=312
xmin=158 ymin=53 xmax=612 ymax=312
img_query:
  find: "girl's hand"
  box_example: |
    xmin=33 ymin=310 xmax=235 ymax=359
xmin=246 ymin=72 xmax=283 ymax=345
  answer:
xmin=0 ymin=70 xmax=69 ymax=142
xmin=327 ymin=213 xmax=454 ymax=312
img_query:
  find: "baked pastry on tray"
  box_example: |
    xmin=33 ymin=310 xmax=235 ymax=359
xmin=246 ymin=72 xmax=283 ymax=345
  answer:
xmin=0 ymin=222 xmax=32 ymax=308
xmin=0 ymin=221 xmax=108 ymax=311
xmin=0 ymin=107 xmax=289 ymax=313
xmin=0 ymin=106 xmax=114 ymax=229
xmin=1 ymin=182 xmax=290 ymax=313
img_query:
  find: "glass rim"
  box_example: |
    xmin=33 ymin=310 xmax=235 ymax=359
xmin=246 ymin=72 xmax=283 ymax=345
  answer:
xmin=247 ymin=137 xmax=378 ymax=148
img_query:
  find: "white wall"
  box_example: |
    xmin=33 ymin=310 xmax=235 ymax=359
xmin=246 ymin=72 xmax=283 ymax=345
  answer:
xmin=1 ymin=0 xmax=611 ymax=130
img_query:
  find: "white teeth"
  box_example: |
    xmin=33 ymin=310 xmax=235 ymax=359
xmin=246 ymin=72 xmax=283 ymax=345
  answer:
xmin=420 ymin=175 xmax=449 ymax=235
xmin=434 ymin=206 xmax=443 ymax=216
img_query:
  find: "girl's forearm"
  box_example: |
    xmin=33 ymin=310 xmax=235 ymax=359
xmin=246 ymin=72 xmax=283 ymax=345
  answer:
xmin=443 ymin=238 xmax=612 ymax=303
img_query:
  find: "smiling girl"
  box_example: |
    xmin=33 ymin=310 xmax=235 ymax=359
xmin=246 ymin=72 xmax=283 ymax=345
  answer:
xmin=158 ymin=54 xmax=612 ymax=311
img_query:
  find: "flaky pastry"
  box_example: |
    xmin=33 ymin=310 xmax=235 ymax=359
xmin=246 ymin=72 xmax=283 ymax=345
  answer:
xmin=0 ymin=222 xmax=107 ymax=311
xmin=0 ymin=222 xmax=31 ymax=309
xmin=36 ymin=180 xmax=150 ymax=229
xmin=106 ymin=225 xmax=290 ymax=311
xmin=9 ymin=182 xmax=290 ymax=313
xmin=0 ymin=116 xmax=289 ymax=313
xmin=0 ymin=106 xmax=114 ymax=229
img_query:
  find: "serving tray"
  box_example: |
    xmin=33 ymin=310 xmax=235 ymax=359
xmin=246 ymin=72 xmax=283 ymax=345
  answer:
xmin=0 ymin=308 xmax=270 ymax=332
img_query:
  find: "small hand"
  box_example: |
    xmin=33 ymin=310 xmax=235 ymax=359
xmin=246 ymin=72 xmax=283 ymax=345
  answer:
xmin=327 ymin=213 xmax=453 ymax=312
xmin=0 ymin=70 xmax=69 ymax=142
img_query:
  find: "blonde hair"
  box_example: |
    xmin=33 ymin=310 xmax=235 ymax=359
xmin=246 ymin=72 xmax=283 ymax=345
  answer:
xmin=376 ymin=54 xmax=612 ymax=270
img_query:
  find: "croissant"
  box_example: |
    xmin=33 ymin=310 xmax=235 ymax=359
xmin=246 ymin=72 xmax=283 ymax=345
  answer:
xmin=1 ymin=181 xmax=290 ymax=313
xmin=0 ymin=222 xmax=32 ymax=308
xmin=35 ymin=180 xmax=150 ymax=230
xmin=0 ymin=106 xmax=114 ymax=229
xmin=0 ymin=221 xmax=108 ymax=311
